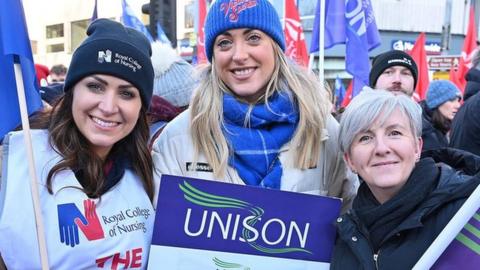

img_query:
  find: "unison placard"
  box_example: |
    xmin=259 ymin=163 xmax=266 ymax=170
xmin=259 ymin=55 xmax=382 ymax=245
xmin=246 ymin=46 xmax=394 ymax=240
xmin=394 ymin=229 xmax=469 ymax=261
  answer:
xmin=147 ymin=175 xmax=342 ymax=269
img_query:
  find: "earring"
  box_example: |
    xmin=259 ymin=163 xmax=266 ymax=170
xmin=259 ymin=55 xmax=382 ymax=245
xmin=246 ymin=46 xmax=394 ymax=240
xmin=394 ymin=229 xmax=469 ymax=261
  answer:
xmin=351 ymin=169 xmax=358 ymax=174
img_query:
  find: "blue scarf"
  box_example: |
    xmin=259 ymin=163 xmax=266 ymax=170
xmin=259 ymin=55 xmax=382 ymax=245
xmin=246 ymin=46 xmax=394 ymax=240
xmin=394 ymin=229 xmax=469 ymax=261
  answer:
xmin=222 ymin=92 xmax=298 ymax=189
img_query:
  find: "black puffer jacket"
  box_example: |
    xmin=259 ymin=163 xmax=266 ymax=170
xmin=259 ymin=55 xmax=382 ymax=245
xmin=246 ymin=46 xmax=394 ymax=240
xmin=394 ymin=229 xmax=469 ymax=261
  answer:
xmin=420 ymin=101 xmax=449 ymax=151
xmin=449 ymin=66 xmax=480 ymax=155
xmin=449 ymin=90 xmax=480 ymax=156
xmin=330 ymin=156 xmax=480 ymax=270
xmin=463 ymin=66 xmax=480 ymax=101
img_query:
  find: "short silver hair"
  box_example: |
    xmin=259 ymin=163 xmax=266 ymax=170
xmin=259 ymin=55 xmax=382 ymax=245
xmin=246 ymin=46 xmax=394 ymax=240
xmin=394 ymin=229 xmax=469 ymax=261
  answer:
xmin=338 ymin=88 xmax=422 ymax=154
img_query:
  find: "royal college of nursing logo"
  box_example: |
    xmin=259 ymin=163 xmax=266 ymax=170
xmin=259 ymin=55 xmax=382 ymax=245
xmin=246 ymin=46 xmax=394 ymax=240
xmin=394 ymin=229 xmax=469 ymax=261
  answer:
xmin=97 ymin=49 xmax=112 ymax=63
xmin=57 ymin=199 xmax=105 ymax=247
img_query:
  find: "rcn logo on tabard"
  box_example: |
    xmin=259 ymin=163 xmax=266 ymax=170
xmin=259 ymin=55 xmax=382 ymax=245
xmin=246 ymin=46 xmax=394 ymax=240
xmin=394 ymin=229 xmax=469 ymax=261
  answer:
xmin=98 ymin=49 xmax=112 ymax=63
xmin=57 ymin=199 xmax=105 ymax=247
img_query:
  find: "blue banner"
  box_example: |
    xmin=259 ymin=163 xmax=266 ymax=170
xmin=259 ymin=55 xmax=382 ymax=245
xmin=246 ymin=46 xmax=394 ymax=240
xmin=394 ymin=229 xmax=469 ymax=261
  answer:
xmin=334 ymin=75 xmax=346 ymax=109
xmin=121 ymin=0 xmax=154 ymax=42
xmin=148 ymin=175 xmax=342 ymax=269
xmin=310 ymin=0 xmax=346 ymax=52
xmin=91 ymin=0 xmax=98 ymax=22
xmin=310 ymin=0 xmax=381 ymax=97
xmin=0 ymin=0 xmax=43 ymax=141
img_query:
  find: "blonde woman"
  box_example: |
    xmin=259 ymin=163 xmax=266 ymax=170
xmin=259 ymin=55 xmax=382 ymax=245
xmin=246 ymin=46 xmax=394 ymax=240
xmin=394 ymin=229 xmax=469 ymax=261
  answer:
xmin=152 ymin=0 xmax=357 ymax=210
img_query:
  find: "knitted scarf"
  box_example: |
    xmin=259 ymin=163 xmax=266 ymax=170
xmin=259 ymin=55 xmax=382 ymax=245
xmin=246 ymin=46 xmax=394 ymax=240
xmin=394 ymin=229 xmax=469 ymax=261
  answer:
xmin=354 ymin=158 xmax=439 ymax=252
xmin=222 ymin=92 xmax=298 ymax=189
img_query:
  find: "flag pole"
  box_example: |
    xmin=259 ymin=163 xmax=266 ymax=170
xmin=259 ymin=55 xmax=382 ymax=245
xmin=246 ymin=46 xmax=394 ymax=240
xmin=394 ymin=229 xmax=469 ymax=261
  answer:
xmin=318 ymin=0 xmax=326 ymax=86
xmin=412 ymin=184 xmax=480 ymax=269
xmin=13 ymin=61 xmax=50 ymax=269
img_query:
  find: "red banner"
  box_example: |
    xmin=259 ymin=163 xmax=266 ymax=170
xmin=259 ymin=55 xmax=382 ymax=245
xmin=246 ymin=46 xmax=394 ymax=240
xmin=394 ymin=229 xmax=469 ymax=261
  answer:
xmin=451 ymin=6 xmax=478 ymax=92
xmin=284 ymin=0 xmax=309 ymax=67
xmin=196 ymin=0 xmax=207 ymax=64
xmin=409 ymin=32 xmax=429 ymax=101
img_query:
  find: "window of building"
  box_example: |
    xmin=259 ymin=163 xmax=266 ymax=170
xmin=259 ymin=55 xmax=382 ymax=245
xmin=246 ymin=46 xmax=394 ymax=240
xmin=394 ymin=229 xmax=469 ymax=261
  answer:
xmin=71 ymin=19 xmax=90 ymax=53
xmin=47 ymin=43 xmax=65 ymax=53
xmin=46 ymin=24 xmax=64 ymax=39
xmin=184 ymin=0 xmax=195 ymax=29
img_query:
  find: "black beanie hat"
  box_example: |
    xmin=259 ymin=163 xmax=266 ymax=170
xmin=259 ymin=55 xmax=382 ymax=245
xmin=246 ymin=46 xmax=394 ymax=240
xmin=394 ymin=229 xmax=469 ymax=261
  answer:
xmin=369 ymin=50 xmax=418 ymax=88
xmin=64 ymin=18 xmax=154 ymax=107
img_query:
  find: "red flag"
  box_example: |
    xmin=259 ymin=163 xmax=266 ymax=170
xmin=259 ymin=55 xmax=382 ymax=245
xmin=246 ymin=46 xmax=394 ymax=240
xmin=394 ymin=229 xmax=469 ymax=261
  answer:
xmin=408 ymin=32 xmax=429 ymax=100
xmin=196 ymin=0 xmax=207 ymax=64
xmin=452 ymin=6 xmax=478 ymax=92
xmin=284 ymin=0 xmax=309 ymax=67
xmin=341 ymin=81 xmax=353 ymax=107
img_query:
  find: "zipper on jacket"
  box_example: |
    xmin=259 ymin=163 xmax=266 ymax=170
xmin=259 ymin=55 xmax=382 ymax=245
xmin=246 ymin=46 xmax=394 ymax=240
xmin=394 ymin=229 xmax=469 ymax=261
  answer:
xmin=373 ymin=251 xmax=380 ymax=270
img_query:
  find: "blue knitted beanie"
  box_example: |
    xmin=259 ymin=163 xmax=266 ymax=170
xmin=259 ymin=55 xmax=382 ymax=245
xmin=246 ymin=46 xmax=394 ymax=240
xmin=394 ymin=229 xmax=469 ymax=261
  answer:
xmin=64 ymin=19 xmax=154 ymax=107
xmin=204 ymin=0 xmax=285 ymax=62
xmin=426 ymin=80 xmax=462 ymax=109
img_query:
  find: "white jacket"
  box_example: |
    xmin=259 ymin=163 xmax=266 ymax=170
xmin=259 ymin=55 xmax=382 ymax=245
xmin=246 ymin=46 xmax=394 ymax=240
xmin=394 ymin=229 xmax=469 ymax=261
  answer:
xmin=152 ymin=110 xmax=358 ymax=211
xmin=0 ymin=130 xmax=154 ymax=269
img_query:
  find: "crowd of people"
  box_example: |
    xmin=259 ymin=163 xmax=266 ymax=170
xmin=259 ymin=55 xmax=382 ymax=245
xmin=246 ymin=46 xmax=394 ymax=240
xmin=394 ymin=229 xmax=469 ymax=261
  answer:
xmin=0 ymin=0 xmax=479 ymax=268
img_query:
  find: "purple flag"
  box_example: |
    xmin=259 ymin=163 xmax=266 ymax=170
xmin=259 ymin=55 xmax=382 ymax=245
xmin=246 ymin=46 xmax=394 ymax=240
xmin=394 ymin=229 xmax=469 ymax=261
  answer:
xmin=345 ymin=0 xmax=381 ymax=96
xmin=0 ymin=0 xmax=43 ymax=141
xmin=310 ymin=0 xmax=381 ymax=97
xmin=334 ymin=75 xmax=346 ymax=109
xmin=432 ymin=210 xmax=480 ymax=269
xmin=310 ymin=0 xmax=346 ymax=52
xmin=91 ymin=0 xmax=98 ymax=22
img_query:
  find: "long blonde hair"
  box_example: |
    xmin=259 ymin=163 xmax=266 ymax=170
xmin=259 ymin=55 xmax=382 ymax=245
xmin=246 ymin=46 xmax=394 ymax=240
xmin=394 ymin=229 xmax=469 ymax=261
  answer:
xmin=190 ymin=41 xmax=331 ymax=178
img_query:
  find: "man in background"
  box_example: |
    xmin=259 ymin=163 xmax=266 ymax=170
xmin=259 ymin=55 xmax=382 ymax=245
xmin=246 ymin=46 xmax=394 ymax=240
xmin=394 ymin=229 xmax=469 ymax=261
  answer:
xmin=369 ymin=49 xmax=418 ymax=97
xmin=49 ymin=64 xmax=67 ymax=83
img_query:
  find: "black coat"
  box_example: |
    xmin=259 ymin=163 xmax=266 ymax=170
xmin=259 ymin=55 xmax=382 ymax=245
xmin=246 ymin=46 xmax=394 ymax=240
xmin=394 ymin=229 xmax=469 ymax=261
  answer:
xmin=420 ymin=101 xmax=449 ymax=151
xmin=330 ymin=157 xmax=480 ymax=270
xmin=449 ymin=91 xmax=480 ymax=156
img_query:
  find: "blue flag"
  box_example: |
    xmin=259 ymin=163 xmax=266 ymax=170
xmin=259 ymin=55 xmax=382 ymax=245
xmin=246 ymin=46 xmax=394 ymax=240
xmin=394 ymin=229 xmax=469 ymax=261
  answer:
xmin=91 ymin=0 xmax=98 ymax=22
xmin=121 ymin=0 xmax=154 ymax=42
xmin=334 ymin=75 xmax=346 ymax=109
xmin=310 ymin=0 xmax=346 ymax=52
xmin=310 ymin=0 xmax=381 ymax=97
xmin=156 ymin=22 xmax=172 ymax=46
xmin=0 ymin=0 xmax=43 ymax=140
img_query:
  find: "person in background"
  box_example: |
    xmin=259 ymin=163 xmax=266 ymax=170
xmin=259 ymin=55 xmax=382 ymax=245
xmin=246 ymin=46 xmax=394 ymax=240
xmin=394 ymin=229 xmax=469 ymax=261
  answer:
xmin=449 ymin=49 xmax=480 ymax=155
xmin=420 ymin=80 xmax=462 ymax=151
xmin=148 ymin=41 xmax=197 ymax=146
xmin=369 ymin=50 xmax=418 ymax=97
xmin=152 ymin=0 xmax=358 ymax=211
xmin=49 ymin=64 xmax=68 ymax=83
xmin=0 ymin=19 xmax=155 ymax=269
xmin=40 ymin=64 xmax=68 ymax=106
xmin=330 ymin=89 xmax=479 ymax=269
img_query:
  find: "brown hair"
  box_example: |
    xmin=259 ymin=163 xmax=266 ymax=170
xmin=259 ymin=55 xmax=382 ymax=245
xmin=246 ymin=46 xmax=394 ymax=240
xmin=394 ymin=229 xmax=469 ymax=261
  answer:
xmin=32 ymin=89 xmax=154 ymax=201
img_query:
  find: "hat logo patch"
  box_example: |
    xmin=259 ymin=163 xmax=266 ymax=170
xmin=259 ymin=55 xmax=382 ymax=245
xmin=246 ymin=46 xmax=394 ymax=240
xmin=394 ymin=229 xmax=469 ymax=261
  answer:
xmin=98 ymin=50 xmax=112 ymax=63
xmin=220 ymin=0 xmax=257 ymax=22
xmin=387 ymin=57 xmax=412 ymax=66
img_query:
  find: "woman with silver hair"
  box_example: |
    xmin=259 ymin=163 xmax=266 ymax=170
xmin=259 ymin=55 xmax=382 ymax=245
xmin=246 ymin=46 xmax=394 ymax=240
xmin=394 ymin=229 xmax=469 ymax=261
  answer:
xmin=330 ymin=89 xmax=480 ymax=269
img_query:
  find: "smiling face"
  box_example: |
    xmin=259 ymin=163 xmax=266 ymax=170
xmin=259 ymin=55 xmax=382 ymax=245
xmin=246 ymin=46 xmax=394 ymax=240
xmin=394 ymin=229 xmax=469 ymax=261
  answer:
xmin=72 ymin=74 xmax=142 ymax=159
xmin=213 ymin=28 xmax=276 ymax=103
xmin=375 ymin=66 xmax=415 ymax=97
xmin=344 ymin=108 xmax=422 ymax=203
xmin=437 ymin=97 xmax=461 ymax=120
